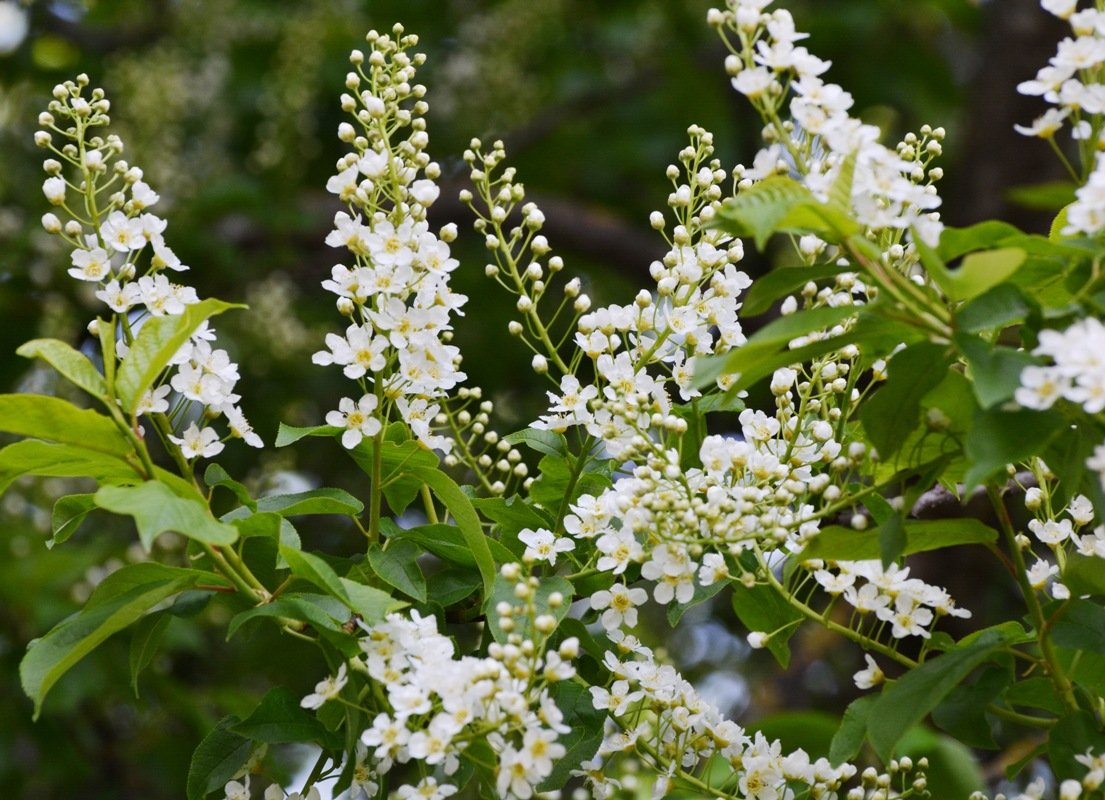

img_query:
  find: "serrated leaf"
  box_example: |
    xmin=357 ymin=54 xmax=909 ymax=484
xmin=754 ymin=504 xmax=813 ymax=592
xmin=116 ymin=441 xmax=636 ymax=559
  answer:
xmin=955 ymin=334 xmax=1039 ymax=408
xmin=115 ymin=298 xmax=240 ymax=413
xmin=367 ymin=540 xmax=427 ymax=602
xmin=17 ymin=338 xmax=107 ymax=399
xmin=186 ymin=716 xmax=252 ymax=800
xmin=95 ymin=481 xmax=238 ymax=549
xmin=20 ymin=563 xmax=212 ymax=718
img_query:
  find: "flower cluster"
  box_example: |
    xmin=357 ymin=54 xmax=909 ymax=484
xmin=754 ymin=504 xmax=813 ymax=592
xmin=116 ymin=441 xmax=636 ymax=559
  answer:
xmin=811 ymin=559 xmax=971 ymax=643
xmin=581 ymin=635 xmax=927 ymax=800
xmin=298 ymin=566 xmax=577 ymax=799
xmin=708 ymin=0 xmax=944 ymax=248
xmin=1017 ymin=0 xmax=1105 ymax=235
xmin=35 ymin=75 xmax=260 ymax=457
xmin=1016 ymin=318 xmax=1105 ymax=491
xmin=313 ymin=26 xmax=467 ymax=452
xmin=1018 ymin=462 xmax=1105 ymax=601
xmin=1017 ymin=0 xmax=1105 ymax=147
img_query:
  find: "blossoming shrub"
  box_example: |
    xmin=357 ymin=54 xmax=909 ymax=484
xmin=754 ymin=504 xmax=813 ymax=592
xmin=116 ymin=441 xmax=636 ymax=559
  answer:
xmin=9 ymin=1 xmax=1105 ymax=798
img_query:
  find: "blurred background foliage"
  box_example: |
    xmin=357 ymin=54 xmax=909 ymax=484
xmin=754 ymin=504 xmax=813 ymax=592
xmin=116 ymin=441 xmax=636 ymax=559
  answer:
xmin=0 ymin=0 xmax=1069 ymax=796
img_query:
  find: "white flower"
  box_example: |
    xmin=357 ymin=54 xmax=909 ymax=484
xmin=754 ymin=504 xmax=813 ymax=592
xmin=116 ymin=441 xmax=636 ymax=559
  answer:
xmin=747 ymin=631 xmax=769 ymax=649
xmin=170 ymin=423 xmax=224 ymax=460
xmin=853 ymin=654 xmax=884 ymax=690
xmin=69 ymin=246 xmax=112 ymax=282
xmin=223 ymin=777 xmax=250 ymax=800
xmin=326 ymin=395 xmax=382 ymax=449
xmin=519 ymin=527 xmax=575 ymax=565
xmin=590 ymin=584 xmax=648 ymax=630
xmin=301 ymin=663 xmax=349 ymax=710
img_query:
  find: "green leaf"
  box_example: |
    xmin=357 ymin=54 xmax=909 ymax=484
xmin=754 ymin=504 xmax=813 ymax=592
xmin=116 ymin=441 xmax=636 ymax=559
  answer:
xmin=95 ymin=481 xmax=238 ymax=549
xmin=227 ymin=594 xmax=346 ymax=639
xmin=115 ymin=298 xmax=240 ymax=412
xmin=949 ymin=248 xmax=1027 ymax=302
xmin=867 ymin=625 xmax=1015 ymax=761
xmin=257 ymin=487 xmax=363 ymax=517
xmin=860 ymin=341 xmax=951 ymax=459
xmin=49 ymin=493 xmax=97 ymax=548
xmin=279 ymin=545 xmax=352 ymax=607
xmin=730 ymin=582 xmax=803 ymax=668
xmin=504 ymin=428 xmax=569 ymax=457
xmin=367 ymin=540 xmax=427 ymax=602
xmin=204 ymin=463 xmax=256 ymax=512
xmin=338 ymin=577 xmax=405 ymax=624
xmin=896 ymin=727 xmax=987 ymax=798
xmin=1049 ymin=711 xmax=1105 ymax=781
xmin=1063 ymin=554 xmax=1105 ymax=597
xmin=385 ymin=521 xmax=514 ymax=569
xmin=717 ymin=175 xmax=818 ymax=250
xmin=879 ymin=511 xmax=908 ymax=568
xmin=931 ymin=664 xmax=1009 ymax=749
xmin=128 ymin=613 xmax=172 ymax=698
xmin=186 ymin=716 xmax=252 ymax=800
xmin=1051 ymin=600 xmax=1105 ymax=654
xmin=742 ymin=263 xmax=851 ymax=317
xmin=938 ymin=221 xmax=1024 ymax=261
xmin=97 ymin=315 xmax=117 ymax=394
xmin=231 ymin=687 xmax=341 ymax=747
xmin=20 ymin=563 xmax=211 ymax=718
xmin=1050 ymin=203 xmax=1073 ymax=240
xmin=484 ymin=575 xmax=573 ymax=644
xmin=536 ymin=682 xmax=604 ymax=792
xmin=963 ymin=408 xmax=1065 ymax=490
xmin=17 ymin=338 xmax=107 ymax=399
xmin=955 ymin=334 xmax=1039 ymax=409
xmin=800 ymin=518 xmax=998 ymax=562
xmin=830 ymin=695 xmax=877 ymax=766
xmin=955 ymin=284 xmax=1033 ymax=334
xmin=0 ymin=439 xmax=140 ymax=497
xmin=1006 ymin=181 xmax=1076 ymax=213
xmin=1003 ymin=677 xmax=1066 ymax=715
xmin=410 ymin=466 xmax=497 ymax=597
xmin=0 ymin=393 xmax=133 ymax=456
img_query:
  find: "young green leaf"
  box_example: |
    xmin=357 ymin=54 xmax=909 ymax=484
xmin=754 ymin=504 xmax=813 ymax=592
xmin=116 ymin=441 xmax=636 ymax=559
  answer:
xmin=731 ymin=583 xmax=803 ymax=668
xmin=128 ymin=613 xmax=172 ymax=698
xmin=278 ymin=545 xmax=352 ymax=607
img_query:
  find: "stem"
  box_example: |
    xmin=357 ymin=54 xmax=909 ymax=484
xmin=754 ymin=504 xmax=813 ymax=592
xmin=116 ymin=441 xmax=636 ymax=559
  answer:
xmin=420 ymin=483 xmax=439 ymax=525
xmin=368 ymin=423 xmax=384 ymax=544
xmin=987 ymin=486 xmax=1080 ymax=713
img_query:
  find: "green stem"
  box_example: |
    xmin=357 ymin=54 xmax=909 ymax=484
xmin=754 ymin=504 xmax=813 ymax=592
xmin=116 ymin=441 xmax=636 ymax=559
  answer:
xmin=420 ymin=483 xmax=439 ymax=525
xmin=987 ymin=486 xmax=1080 ymax=713
xmin=368 ymin=423 xmax=385 ymax=544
